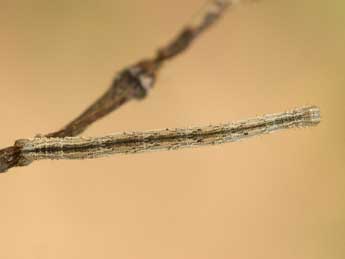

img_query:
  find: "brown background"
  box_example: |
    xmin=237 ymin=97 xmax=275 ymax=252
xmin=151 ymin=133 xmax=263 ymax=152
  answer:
xmin=0 ymin=0 xmax=344 ymax=258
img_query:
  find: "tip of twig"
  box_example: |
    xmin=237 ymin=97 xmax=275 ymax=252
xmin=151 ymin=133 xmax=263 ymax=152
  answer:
xmin=191 ymin=0 xmax=258 ymax=36
xmin=192 ymin=0 xmax=230 ymax=35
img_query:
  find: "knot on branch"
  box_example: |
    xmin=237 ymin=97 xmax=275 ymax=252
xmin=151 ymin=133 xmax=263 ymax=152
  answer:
xmin=0 ymin=140 xmax=33 ymax=173
xmin=0 ymin=147 xmax=24 ymax=173
xmin=125 ymin=61 xmax=157 ymax=99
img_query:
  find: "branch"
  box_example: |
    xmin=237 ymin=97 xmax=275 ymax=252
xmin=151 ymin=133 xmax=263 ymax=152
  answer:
xmin=0 ymin=0 xmax=233 ymax=173
xmin=0 ymin=1 xmax=317 ymax=174
xmin=47 ymin=0 xmax=232 ymax=138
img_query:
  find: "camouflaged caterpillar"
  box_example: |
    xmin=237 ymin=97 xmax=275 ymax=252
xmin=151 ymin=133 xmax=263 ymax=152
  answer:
xmin=18 ymin=106 xmax=320 ymax=162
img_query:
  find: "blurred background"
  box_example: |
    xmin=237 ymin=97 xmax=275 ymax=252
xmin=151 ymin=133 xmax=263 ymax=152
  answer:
xmin=0 ymin=0 xmax=344 ymax=258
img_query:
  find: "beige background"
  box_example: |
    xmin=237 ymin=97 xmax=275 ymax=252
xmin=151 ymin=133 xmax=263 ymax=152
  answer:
xmin=0 ymin=0 xmax=344 ymax=258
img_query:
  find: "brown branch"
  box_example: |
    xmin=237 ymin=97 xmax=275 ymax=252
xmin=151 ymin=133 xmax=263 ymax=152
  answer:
xmin=0 ymin=0 xmax=231 ymax=173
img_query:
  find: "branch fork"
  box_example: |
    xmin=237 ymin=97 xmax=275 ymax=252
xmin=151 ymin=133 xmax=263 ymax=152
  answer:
xmin=0 ymin=0 xmax=319 ymax=173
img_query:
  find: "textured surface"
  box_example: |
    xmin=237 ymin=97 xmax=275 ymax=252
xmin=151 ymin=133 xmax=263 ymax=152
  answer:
xmin=0 ymin=0 xmax=344 ymax=259
xmin=22 ymin=106 xmax=320 ymax=160
xmin=0 ymin=0 xmax=230 ymax=172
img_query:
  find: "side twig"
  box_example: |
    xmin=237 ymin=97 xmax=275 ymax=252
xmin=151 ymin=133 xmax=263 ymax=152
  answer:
xmin=47 ymin=0 xmax=232 ymax=138
xmin=0 ymin=0 xmax=235 ymax=173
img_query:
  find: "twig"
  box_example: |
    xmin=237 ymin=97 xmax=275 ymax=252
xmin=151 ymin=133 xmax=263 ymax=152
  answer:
xmin=46 ymin=0 xmax=232 ymax=138
xmin=0 ymin=0 xmax=235 ymax=173
xmin=19 ymin=106 xmax=320 ymax=161
xmin=0 ymin=0 xmax=319 ymax=174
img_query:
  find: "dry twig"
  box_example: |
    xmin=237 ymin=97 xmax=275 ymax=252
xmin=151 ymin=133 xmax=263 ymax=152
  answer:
xmin=0 ymin=0 xmax=319 ymax=173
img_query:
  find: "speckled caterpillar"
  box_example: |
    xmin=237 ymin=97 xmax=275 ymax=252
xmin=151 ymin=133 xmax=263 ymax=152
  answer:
xmin=16 ymin=106 xmax=320 ymax=162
